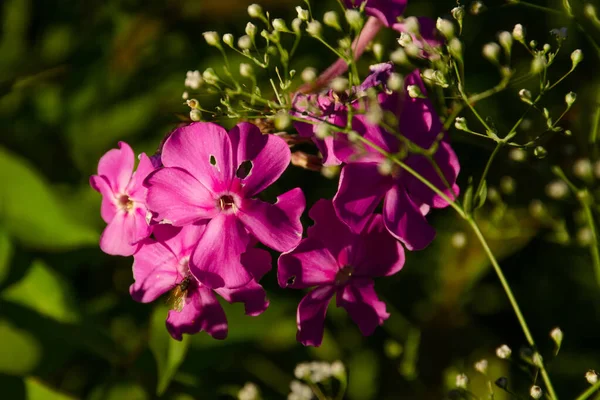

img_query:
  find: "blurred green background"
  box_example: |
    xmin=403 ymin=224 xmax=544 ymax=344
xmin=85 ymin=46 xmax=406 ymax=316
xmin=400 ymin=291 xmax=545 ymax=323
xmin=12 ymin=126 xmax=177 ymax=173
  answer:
xmin=1 ymin=0 xmax=599 ymax=399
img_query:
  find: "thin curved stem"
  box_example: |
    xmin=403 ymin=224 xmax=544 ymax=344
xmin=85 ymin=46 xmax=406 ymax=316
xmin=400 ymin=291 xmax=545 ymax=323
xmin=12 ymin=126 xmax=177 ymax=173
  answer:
xmin=574 ymin=381 xmax=600 ymax=400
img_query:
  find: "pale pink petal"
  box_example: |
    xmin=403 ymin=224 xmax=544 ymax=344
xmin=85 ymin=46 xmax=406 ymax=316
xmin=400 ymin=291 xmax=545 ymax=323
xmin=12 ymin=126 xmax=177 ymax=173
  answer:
xmin=238 ymin=189 xmax=305 ymax=252
xmin=161 ymin=122 xmax=233 ymax=193
xmin=90 ymin=175 xmax=118 ymax=223
xmin=333 ymin=163 xmax=391 ymax=233
xmin=383 ymin=185 xmax=435 ymax=251
xmin=97 ymin=141 xmax=135 ymax=194
xmin=241 ymin=248 xmax=272 ymax=282
xmin=277 ymin=237 xmax=339 ymax=289
xmin=228 ymin=122 xmax=291 ymax=197
xmin=190 ymin=214 xmax=252 ymax=289
xmin=336 ymin=278 xmax=389 ymax=336
xmin=130 ymin=240 xmax=180 ymax=303
xmin=145 ymin=167 xmax=218 ymax=226
xmin=352 ymin=214 xmax=405 ymax=277
xmin=306 ymin=199 xmax=356 ymax=263
xmin=166 ymin=282 xmax=228 ymax=340
xmin=216 ymin=280 xmax=269 ymax=316
xmin=99 ymin=210 xmax=143 ymax=256
xmin=127 ymin=153 xmax=155 ymax=201
xmin=153 ymin=223 xmax=206 ymax=259
xmin=296 ymin=285 xmax=336 ymax=347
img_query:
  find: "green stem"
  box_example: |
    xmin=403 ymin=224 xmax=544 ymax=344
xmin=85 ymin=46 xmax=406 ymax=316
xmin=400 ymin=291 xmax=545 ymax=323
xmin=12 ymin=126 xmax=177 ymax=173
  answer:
xmin=582 ymin=202 xmax=600 ymax=286
xmin=475 ymin=141 xmax=504 ymax=202
xmin=591 ymin=104 xmax=600 ymax=145
xmin=574 ymin=381 xmax=600 ymax=400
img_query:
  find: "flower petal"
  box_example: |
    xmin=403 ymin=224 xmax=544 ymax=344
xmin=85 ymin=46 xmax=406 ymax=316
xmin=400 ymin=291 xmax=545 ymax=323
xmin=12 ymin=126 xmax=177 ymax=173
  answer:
xmin=404 ymin=141 xmax=460 ymax=208
xmin=336 ymin=278 xmax=389 ymax=336
xmin=352 ymin=214 xmax=405 ymax=277
xmin=333 ymin=163 xmax=391 ymax=233
xmin=90 ymin=175 xmax=118 ymax=223
xmin=228 ymin=122 xmax=291 ymax=197
xmin=296 ymin=285 xmax=336 ymax=347
xmin=216 ymin=280 xmax=269 ymax=316
xmin=190 ymin=214 xmax=252 ymax=289
xmin=161 ymin=122 xmax=233 ymax=193
xmin=278 ymin=237 xmax=339 ymax=289
xmin=344 ymin=0 xmax=407 ymax=27
xmin=145 ymin=167 xmax=218 ymax=226
xmin=153 ymin=223 xmax=207 ymax=259
xmin=306 ymin=199 xmax=356 ymax=263
xmin=241 ymin=247 xmax=272 ymax=282
xmin=99 ymin=208 xmax=148 ymax=256
xmin=130 ymin=240 xmax=180 ymax=303
xmin=166 ymin=282 xmax=228 ymax=340
xmin=383 ymin=185 xmax=435 ymax=251
xmin=238 ymin=188 xmax=305 ymax=252
xmin=127 ymin=153 xmax=155 ymax=201
xmin=97 ymin=141 xmax=135 ymax=194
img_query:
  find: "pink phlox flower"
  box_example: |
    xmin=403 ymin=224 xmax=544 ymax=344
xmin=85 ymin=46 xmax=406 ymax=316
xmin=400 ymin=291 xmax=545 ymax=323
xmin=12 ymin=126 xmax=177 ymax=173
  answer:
xmin=144 ymin=122 xmax=305 ymax=289
xmin=344 ymin=0 xmax=408 ymax=27
xmin=333 ymin=70 xmax=460 ymax=251
xmin=278 ymin=199 xmax=405 ymax=347
xmin=90 ymin=142 xmax=154 ymax=256
xmin=130 ymin=224 xmax=271 ymax=340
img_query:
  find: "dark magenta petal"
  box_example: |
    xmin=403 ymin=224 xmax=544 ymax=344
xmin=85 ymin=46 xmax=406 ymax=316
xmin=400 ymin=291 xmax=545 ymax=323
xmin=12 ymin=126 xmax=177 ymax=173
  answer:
xmin=190 ymin=214 xmax=252 ymax=289
xmin=130 ymin=239 xmax=180 ymax=303
xmin=241 ymin=247 xmax=272 ymax=282
xmin=296 ymin=285 xmax=336 ymax=347
xmin=161 ymin=122 xmax=234 ymax=193
xmin=228 ymin=122 xmax=291 ymax=197
xmin=344 ymin=0 xmax=407 ymax=27
xmin=166 ymin=282 xmax=228 ymax=340
xmin=277 ymin=237 xmax=339 ymax=289
xmin=383 ymin=185 xmax=435 ymax=250
xmin=306 ymin=199 xmax=357 ymax=262
xmin=216 ymin=280 xmax=269 ymax=317
xmin=333 ymin=162 xmax=391 ymax=234
xmin=336 ymin=278 xmax=389 ymax=336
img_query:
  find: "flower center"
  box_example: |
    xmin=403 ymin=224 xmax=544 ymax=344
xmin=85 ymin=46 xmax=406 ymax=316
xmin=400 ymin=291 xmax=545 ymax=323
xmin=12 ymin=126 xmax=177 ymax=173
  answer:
xmin=218 ymin=195 xmax=236 ymax=211
xmin=117 ymin=194 xmax=134 ymax=211
xmin=335 ymin=265 xmax=354 ymax=286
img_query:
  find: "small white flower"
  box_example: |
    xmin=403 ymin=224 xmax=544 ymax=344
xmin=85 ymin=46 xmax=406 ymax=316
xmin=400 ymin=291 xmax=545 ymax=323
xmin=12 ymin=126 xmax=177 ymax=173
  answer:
xmin=577 ymin=227 xmax=593 ymax=246
xmin=474 ymin=359 xmax=488 ymax=374
xmin=531 ymin=56 xmax=547 ymax=74
xmin=274 ymin=110 xmax=291 ymax=130
xmin=546 ymin=180 xmax=569 ymax=199
xmin=238 ymin=382 xmax=259 ymax=400
xmin=451 ymin=232 xmax=467 ymax=249
xmin=330 ymin=361 xmax=346 ymax=377
xmin=454 ymin=117 xmax=468 ymax=131
xmin=565 ymin=91 xmax=577 ymax=107
xmin=246 ymin=22 xmax=257 ymax=37
xmin=189 ymin=109 xmax=202 ymax=122
xmin=456 ymin=374 xmax=469 ymax=389
xmin=513 ymin=23 xmax=526 ymax=42
xmin=289 ymin=380 xmax=312 ymax=400
xmin=519 ymin=89 xmax=532 ymax=103
xmin=496 ymin=344 xmax=512 ymax=359
xmin=586 ymin=370 xmax=599 ymax=385
xmin=315 ymin=123 xmax=330 ymax=140
xmin=390 ymin=48 xmax=408 ymax=65
xmin=294 ymin=363 xmax=311 ymax=379
xmin=397 ymin=32 xmax=413 ymax=47
xmin=498 ymin=31 xmax=513 ymax=51
xmin=184 ymin=70 xmax=203 ymax=89
xmin=530 ymin=385 xmax=543 ymax=399
xmin=296 ymin=6 xmax=309 ymax=21
xmin=181 ymin=91 xmax=189 ymax=100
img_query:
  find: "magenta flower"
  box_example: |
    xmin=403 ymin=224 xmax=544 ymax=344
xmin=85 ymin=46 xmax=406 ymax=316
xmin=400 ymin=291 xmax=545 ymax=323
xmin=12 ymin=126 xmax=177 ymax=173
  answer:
xmin=344 ymin=0 xmax=407 ymax=27
xmin=333 ymin=70 xmax=460 ymax=250
xmin=144 ymin=122 xmax=305 ymax=289
xmin=90 ymin=142 xmax=154 ymax=256
xmin=278 ymin=200 xmax=405 ymax=347
xmin=130 ymin=224 xmax=271 ymax=340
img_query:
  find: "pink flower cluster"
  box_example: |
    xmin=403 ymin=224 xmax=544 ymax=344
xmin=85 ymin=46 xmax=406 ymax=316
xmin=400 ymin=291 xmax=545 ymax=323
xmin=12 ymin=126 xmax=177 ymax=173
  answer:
xmin=90 ymin=0 xmax=459 ymax=346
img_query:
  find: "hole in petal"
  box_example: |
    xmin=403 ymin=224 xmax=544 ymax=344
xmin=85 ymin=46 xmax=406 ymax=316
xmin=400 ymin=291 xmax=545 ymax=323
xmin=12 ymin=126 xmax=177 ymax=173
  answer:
xmin=209 ymin=155 xmax=217 ymax=166
xmin=236 ymin=160 xmax=253 ymax=179
xmin=286 ymin=275 xmax=296 ymax=287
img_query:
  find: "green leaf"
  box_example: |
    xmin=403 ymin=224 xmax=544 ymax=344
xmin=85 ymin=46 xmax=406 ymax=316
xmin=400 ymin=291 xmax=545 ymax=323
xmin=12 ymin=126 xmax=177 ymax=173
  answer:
xmin=475 ymin=179 xmax=487 ymax=210
xmin=88 ymin=381 xmax=148 ymax=400
xmin=149 ymin=304 xmax=190 ymax=396
xmin=0 ymin=227 xmax=12 ymax=286
xmin=0 ymin=146 xmax=98 ymax=250
xmin=25 ymin=378 xmax=75 ymax=400
xmin=2 ymin=260 xmax=80 ymax=323
xmin=0 ymin=318 xmax=42 ymax=375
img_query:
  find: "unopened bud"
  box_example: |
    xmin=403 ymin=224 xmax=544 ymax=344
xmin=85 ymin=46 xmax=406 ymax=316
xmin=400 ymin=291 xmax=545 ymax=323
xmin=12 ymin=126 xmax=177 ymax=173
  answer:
xmin=296 ymin=6 xmax=309 ymax=21
xmin=203 ymin=31 xmax=220 ymax=47
xmin=272 ymin=19 xmax=288 ymax=32
xmin=513 ymin=24 xmax=526 ymax=42
xmin=571 ymin=49 xmax=583 ymax=68
xmin=247 ymin=4 xmax=263 ymax=18
xmin=449 ymin=38 xmax=463 ymax=59
xmin=500 ymin=176 xmax=516 ymax=194
xmin=301 ymin=67 xmax=317 ymax=83
xmin=366 ymin=105 xmax=383 ymax=124
xmin=550 ymin=327 xmax=563 ymax=347
xmin=531 ymin=56 xmax=547 ymax=74
xmin=306 ymin=20 xmax=322 ymax=37
xmin=292 ymin=18 xmax=302 ymax=33
xmin=182 ymin=91 xmax=189 ymax=100
xmin=436 ymin=18 xmax=455 ymax=39
xmin=509 ymin=148 xmax=527 ymax=162
xmin=451 ymin=232 xmax=467 ymax=249
xmin=584 ymin=4 xmax=597 ymax=20
xmin=403 ymin=16 xmax=420 ymax=34
xmin=404 ymin=43 xmax=420 ymax=57
xmin=190 ymin=109 xmax=202 ymax=121
xmin=543 ymin=43 xmax=551 ymax=53
xmin=534 ymin=146 xmax=548 ymax=159
xmin=565 ymin=91 xmax=577 ymax=107
xmin=532 ymin=352 xmax=544 ymax=367
xmin=474 ymin=359 xmax=488 ymax=374
xmin=387 ymin=73 xmax=404 ymax=91
xmin=246 ymin=22 xmax=257 ymax=37
xmin=222 ymin=33 xmax=234 ymax=47
xmin=390 ymin=48 xmax=409 ymax=65
xmin=240 ymin=63 xmax=254 ymax=78
xmin=573 ymin=158 xmax=592 ymax=178
xmin=586 ymin=370 xmax=598 ymax=385
xmin=238 ymin=35 xmax=252 ymax=50
xmin=407 ymin=84 xmax=422 ymax=98
xmin=499 ymin=31 xmax=513 ymax=53
xmin=530 ymin=385 xmax=543 ymax=399
xmin=546 ymin=180 xmax=568 ymax=199
xmin=496 ymin=344 xmax=512 ymax=359
xmin=202 ymin=68 xmax=219 ymax=85
xmin=378 ymin=159 xmax=394 ymax=176
xmin=331 ymin=77 xmax=348 ymax=92
xmin=398 ymin=32 xmax=413 ymax=47
xmin=530 ymin=39 xmax=538 ymax=48
xmin=345 ymin=9 xmax=363 ymax=30
xmin=330 ymin=361 xmax=346 ymax=378
xmin=519 ymin=89 xmax=532 ymax=103
xmin=456 ymin=374 xmax=469 ymax=389
xmin=238 ymin=382 xmax=259 ymax=400
xmin=455 ymin=117 xmax=468 ymax=131
xmin=577 ymin=227 xmax=593 ymax=245
xmin=483 ymin=42 xmax=501 ymax=62
xmin=315 ymin=123 xmax=330 ymax=139
xmin=451 ymin=6 xmax=465 ymax=31
xmin=470 ymin=1 xmax=486 ymax=14
xmin=324 ymin=11 xmax=341 ymax=30
xmin=372 ymin=42 xmax=384 ymax=60
xmin=274 ymin=111 xmax=291 ymax=130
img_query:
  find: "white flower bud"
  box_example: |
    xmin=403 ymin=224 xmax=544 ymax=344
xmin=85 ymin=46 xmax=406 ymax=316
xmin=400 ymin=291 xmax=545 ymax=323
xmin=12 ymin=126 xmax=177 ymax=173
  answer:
xmin=470 ymin=1 xmax=486 ymax=14
xmin=573 ymin=158 xmax=592 ymax=178
xmin=586 ymin=370 xmax=598 ymax=385
xmin=451 ymin=232 xmax=467 ymax=249
xmin=498 ymin=31 xmax=513 ymax=53
xmin=456 ymin=374 xmax=469 ymax=389
xmin=246 ymin=22 xmax=257 ymax=37
xmin=378 ymin=159 xmax=394 ymax=176
xmin=496 ymin=344 xmax=512 ymax=359
xmin=390 ymin=48 xmax=409 ymax=65
xmin=330 ymin=361 xmax=346 ymax=378
xmin=345 ymin=9 xmax=363 ymax=29
xmin=543 ymin=43 xmax=551 ymax=53
xmin=274 ymin=110 xmax=291 ymax=130
xmin=387 ymin=73 xmax=404 ymax=91
xmin=331 ymin=77 xmax=348 ymax=92
xmin=238 ymin=35 xmax=252 ymax=50
xmin=292 ymin=18 xmax=302 ymax=33
xmin=565 ymin=91 xmax=577 ymax=107
xmin=181 ymin=91 xmax=189 ymax=100
xmin=455 ymin=117 xmax=468 ymax=131
xmin=584 ymin=4 xmax=597 ymax=19
xmin=238 ymin=382 xmax=260 ymax=400
xmin=546 ymin=180 xmax=569 ymax=199
xmin=222 ymin=33 xmax=234 ymax=47
xmin=513 ymin=23 xmax=526 ymax=42
xmin=203 ymin=31 xmax=220 ymax=47
xmin=294 ymin=363 xmax=310 ymax=379
xmin=531 ymin=56 xmax=547 ymax=73
xmin=403 ymin=16 xmax=420 ymax=34
xmin=532 ymin=352 xmax=544 ymax=367
xmin=571 ymin=49 xmax=583 ymax=68
xmin=577 ymin=227 xmax=593 ymax=245
xmin=202 ymin=68 xmax=219 ymax=85
xmin=519 ymin=89 xmax=532 ymax=103
xmin=530 ymin=385 xmax=543 ymax=399
xmin=482 ymin=42 xmax=501 ymax=62
xmin=315 ymin=123 xmax=330 ymax=139
xmin=372 ymin=42 xmax=384 ymax=60
xmin=338 ymin=37 xmax=352 ymax=49
xmin=534 ymin=145 xmax=547 ymax=159
xmin=474 ymin=359 xmax=488 ymax=374
xmin=404 ymin=43 xmax=420 ymax=57
xmin=407 ymin=85 xmax=421 ymax=98
xmin=240 ymin=63 xmax=254 ymax=78
xmin=301 ymin=67 xmax=317 ymax=83
xmin=324 ymin=11 xmax=341 ymax=30
xmin=509 ymin=148 xmax=527 ymax=162
xmin=397 ymin=32 xmax=413 ymax=47
xmin=306 ymin=20 xmax=322 ymax=37
xmin=451 ymin=6 xmax=465 ymax=23
xmin=189 ymin=109 xmax=202 ymax=121
xmin=247 ymin=4 xmax=263 ymax=18
xmin=296 ymin=6 xmax=309 ymax=21
xmin=449 ymin=38 xmax=463 ymax=59
xmin=272 ymin=19 xmax=288 ymax=32
xmin=436 ymin=18 xmax=454 ymax=39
